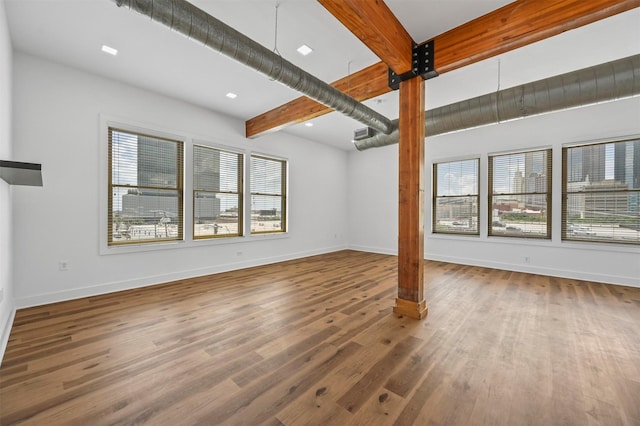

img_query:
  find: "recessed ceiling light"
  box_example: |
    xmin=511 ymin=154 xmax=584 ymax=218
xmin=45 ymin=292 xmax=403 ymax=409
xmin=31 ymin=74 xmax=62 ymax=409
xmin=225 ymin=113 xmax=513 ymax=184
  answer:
xmin=297 ymin=44 xmax=313 ymax=56
xmin=101 ymin=45 xmax=118 ymax=56
xmin=304 ymin=122 xmax=313 ymax=127
xmin=226 ymin=92 xmax=238 ymax=99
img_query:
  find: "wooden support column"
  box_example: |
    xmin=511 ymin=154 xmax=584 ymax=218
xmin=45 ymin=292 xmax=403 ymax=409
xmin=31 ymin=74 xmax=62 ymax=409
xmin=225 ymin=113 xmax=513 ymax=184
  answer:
xmin=248 ymin=0 xmax=638 ymax=137
xmin=394 ymin=76 xmax=426 ymax=320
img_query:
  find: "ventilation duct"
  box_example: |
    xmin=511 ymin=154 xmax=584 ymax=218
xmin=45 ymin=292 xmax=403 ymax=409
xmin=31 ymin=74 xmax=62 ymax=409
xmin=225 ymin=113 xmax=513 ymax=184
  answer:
xmin=355 ymin=54 xmax=640 ymax=151
xmin=111 ymin=0 xmax=396 ymax=135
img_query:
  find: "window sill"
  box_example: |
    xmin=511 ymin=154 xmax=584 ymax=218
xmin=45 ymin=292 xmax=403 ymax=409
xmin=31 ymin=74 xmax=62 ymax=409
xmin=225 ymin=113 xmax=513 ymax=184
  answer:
xmin=100 ymin=232 xmax=289 ymax=255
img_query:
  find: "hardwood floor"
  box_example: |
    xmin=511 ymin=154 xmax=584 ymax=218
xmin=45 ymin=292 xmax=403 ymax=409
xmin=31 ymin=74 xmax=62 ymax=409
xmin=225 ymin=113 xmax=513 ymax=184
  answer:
xmin=1 ymin=250 xmax=639 ymax=425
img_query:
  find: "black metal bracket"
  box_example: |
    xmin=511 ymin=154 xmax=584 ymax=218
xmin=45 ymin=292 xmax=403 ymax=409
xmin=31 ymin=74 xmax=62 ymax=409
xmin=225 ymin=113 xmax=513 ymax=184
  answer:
xmin=388 ymin=40 xmax=438 ymax=90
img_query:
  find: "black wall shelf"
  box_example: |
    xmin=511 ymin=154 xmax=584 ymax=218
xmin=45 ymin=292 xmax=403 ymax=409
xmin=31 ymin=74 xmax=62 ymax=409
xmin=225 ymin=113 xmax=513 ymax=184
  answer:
xmin=0 ymin=160 xmax=43 ymax=186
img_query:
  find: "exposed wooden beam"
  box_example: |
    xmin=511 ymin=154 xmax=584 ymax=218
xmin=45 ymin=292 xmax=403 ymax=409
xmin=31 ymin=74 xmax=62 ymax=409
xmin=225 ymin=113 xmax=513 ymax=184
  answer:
xmin=434 ymin=0 xmax=640 ymax=74
xmin=394 ymin=77 xmax=426 ymax=320
xmin=246 ymin=62 xmax=390 ymax=138
xmin=245 ymin=0 xmax=638 ymax=138
xmin=318 ymin=0 xmax=414 ymax=74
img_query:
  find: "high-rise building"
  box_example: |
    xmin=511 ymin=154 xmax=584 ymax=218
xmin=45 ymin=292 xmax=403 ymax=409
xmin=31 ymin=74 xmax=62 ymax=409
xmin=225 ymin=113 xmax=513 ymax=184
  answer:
xmin=614 ymin=139 xmax=640 ymax=212
xmin=512 ymin=168 xmax=525 ymax=193
xmin=567 ymin=144 xmax=607 ymax=183
xmin=582 ymin=144 xmax=607 ymax=183
xmin=524 ymin=150 xmax=546 ymax=180
xmin=137 ymin=135 xmax=180 ymax=189
xmin=614 ymin=140 xmax=640 ymax=188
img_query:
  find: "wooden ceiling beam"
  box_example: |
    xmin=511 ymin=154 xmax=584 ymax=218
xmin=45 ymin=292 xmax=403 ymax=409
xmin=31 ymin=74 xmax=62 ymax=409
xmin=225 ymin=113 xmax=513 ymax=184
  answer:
xmin=318 ymin=0 xmax=414 ymax=74
xmin=434 ymin=0 xmax=640 ymax=74
xmin=246 ymin=62 xmax=391 ymax=138
xmin=245 ymin=0 xmax=638 ymax=138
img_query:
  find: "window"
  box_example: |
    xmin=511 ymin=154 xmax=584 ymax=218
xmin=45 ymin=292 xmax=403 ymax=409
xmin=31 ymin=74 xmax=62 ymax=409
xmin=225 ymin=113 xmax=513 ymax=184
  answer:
xmin=108 ymin=128 xmax=184 ymax=245
xmin=488 ymin=149 xmax=552 ymax=238
xmin=433 ymin=158 xmax=479 ymax=235
xmin=563 ymin=139 xmax=640 ymax=244
xmin=193 ymin=145 xmax=243 ymax=239
xmin=250 ymin=155 xmax=287 ymax=234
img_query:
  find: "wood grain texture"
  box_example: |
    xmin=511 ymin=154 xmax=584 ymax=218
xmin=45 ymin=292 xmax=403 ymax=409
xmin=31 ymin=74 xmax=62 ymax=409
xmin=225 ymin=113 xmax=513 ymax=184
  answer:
xmin=2 ymin=250 xmax=640 ymax=425
xmin=245 ymin=62 xmax=390 ymax=138
xmin=434 ymin=0 xmax=640 ymax=74
xmin=245 ymin=0 xmax=638 ymax=137
xmin=318 ymin=0 xmax=414 ymax=74
xmin=396 ymin=77 xmax=426 ymax=318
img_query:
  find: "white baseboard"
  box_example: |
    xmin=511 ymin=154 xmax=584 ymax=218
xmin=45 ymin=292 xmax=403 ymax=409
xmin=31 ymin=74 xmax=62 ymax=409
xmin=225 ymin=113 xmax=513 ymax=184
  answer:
xmin=0 ymin=306 xmax=16 ymax=367
xmin=12 ymin=242 xmax=638 ymax=309
xmin=347 ymin=244 xmax=398 ymax=256
xmin=347 ymin=244 xmax=639 ymax=288
xmin=15 ymin=245 xmax=348 ymax=309
xmin=424 ymin=252 xmax=639 ymax=288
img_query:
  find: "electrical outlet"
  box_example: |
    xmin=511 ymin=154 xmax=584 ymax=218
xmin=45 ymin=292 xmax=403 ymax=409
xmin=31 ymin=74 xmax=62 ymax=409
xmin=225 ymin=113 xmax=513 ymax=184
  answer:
xmin=524 ymin=256 xmax=530 ymax=264
xmin=59 ymin=261 xmax=69 ymax=271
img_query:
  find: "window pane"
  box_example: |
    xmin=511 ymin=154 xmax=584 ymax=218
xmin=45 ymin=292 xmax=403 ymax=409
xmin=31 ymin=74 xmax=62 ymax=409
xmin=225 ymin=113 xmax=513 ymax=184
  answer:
xmin=251 ymin=194 xmax=284 ymax=233
xmin=251 ymin=156 xmax=283 ymax=196
xmin=433 ymin=159 xmax=479 ymax=235
xmin=136 ymin=136 xmax=180 ymax=189
xmin=194 ymin=146 xmax=241 ymax=192
xmin=194 ymin=192 xmax=242 ymax=237
xmin=566 ymin=144 xmax=607 ymax=184
xmin=489 ymin=149 xmax=551 ymax=238
xmin=109 ymin=128 xmax=183 ymax=246
xmin=193 ymin=145 xmax=243 ymax=239
xmin=436 ymin=159 xmax=478 ymax=196
xmin=492 ymin=151 xmax=548 ymax=194
xmin=112 ymin=187 xmax=180 ymax=242
xmin=564 ymin=140 xmax=640 ymax=244
xmin=251 ymin=155 xmax=286 ymax=234
xmin=434 ymin=196 xmax=479 ymax=234
xmin=491 ymin=194 xmax=548 ymax=237
xmin=111 ymin=131 xmax=138 ymax=187
xmin=193 ymin=145 xmax=220 ymax=192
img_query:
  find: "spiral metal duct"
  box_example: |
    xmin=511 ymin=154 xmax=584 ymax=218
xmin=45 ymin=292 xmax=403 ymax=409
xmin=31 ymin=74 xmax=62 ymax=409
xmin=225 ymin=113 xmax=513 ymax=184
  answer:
xmin=112 ymin=0 xmax=397 ymax=135
xmin=355 ymin=54 xmax=640 ymax=150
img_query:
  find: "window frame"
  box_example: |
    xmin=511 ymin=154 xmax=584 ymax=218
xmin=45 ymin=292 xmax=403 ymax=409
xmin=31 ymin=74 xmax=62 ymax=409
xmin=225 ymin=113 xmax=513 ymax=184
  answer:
xmin=100 ymin=117 xmax=290 ymax=255
xmin=107 ymin=126 xmax=184 ymax=247
xmin=488 ymin=148 xmax=552 ymax=239
xmin=432 ymin=157 xmax=480 ymax=236
xmin=562 ymin=138 xmax=640 ymax=245
xmin=193 ymin=143 xmax=244 ymax=240
xmin=250 ymin=154 xmax=288 ymax=235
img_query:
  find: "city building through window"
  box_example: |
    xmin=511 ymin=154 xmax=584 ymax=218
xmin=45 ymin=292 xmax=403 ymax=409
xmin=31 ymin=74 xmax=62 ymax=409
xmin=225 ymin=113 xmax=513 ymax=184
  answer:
xmin=432 ymin=158 xmax=479 ymax=235
xmin=193 ymin=145 xmax=243 ymax=239
xmin=250 ymin=155 xmax=287 ymax=234
xmin=563 ymin=139 xmax=640 ymax=244
xmin=108 ymin=128 xmax=184 ymax=245
xmin=488 ymin=149 xmax=552 ymax=238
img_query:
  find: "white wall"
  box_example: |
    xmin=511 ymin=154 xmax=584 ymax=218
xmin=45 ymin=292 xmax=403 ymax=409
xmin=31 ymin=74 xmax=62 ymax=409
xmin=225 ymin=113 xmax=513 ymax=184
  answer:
xmin=348 ymin=10 xmax=640 ymax=288
xmin=0 ymin=0 xmax=15 ymax=362
xmin=11 ymin=52 xmax=348 ymax=307
xmin=348 ymin=96 xmax=640 ymax=287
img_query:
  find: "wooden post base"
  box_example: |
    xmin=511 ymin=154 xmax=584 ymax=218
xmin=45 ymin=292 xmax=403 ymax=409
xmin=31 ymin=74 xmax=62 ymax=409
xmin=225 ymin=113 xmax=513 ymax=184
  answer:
xmin=393 ymin=298 xmax=428 ymax=320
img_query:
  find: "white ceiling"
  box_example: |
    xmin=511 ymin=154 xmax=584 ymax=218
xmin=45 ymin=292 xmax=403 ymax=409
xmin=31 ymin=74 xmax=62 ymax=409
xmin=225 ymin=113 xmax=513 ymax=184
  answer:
xmin=4 ymin=0 xmax=640 ymax=150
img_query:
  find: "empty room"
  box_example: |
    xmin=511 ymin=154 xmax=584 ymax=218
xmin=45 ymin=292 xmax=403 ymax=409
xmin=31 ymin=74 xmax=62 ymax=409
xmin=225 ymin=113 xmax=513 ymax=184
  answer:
xmin=1 ymin=0 xmax=639 ymax=424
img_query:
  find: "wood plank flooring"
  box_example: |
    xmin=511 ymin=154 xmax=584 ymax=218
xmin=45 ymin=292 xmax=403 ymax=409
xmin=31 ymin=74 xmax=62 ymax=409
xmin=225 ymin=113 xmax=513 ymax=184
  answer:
xmin=1 ymin=250 xmax=639 ymax=425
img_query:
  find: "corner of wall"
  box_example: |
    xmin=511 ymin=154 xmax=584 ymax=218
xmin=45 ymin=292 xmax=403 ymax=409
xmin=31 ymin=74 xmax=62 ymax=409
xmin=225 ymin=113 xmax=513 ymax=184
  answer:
xmin=0 ymin=305 xmax=16 ymax=366
xmin=0 ymin=0 xmax=15 ymax=365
